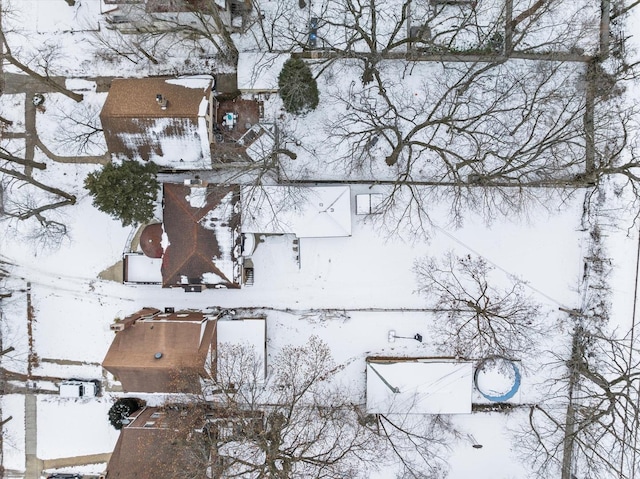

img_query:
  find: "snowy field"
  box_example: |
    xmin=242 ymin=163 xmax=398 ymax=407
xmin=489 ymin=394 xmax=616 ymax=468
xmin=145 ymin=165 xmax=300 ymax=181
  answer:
xmin=1 ymin=0 xmax=640 ymax=478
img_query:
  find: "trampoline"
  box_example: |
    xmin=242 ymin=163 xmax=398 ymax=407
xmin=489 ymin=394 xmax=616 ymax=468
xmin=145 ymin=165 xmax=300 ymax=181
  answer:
xmin=474 ymin=356 xmax=521 ymax=402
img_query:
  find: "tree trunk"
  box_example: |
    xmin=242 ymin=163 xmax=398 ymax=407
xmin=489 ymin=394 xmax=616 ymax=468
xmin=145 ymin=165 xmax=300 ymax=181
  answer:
xmin=2 ymin=55 xmax=83 ymax=102
xmin=0 ymin=416 xmax=13 ymax=426
xmin=0 ymin=165 xmax=76 ymax=201
xmin=0 ymin=150 xmax=46 ymax=170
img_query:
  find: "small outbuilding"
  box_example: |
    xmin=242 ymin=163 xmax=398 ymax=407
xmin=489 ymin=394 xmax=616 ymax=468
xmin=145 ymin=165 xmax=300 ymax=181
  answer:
xmin=366 ymin=357 xmax=473 ymax=415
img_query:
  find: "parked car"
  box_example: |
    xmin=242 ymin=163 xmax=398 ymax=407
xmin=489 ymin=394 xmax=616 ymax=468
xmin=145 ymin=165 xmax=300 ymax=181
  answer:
xmin=59 ymin=380 xmax=99 ymax=398
xmin=46 ymin=474 xmax=82 ymax=479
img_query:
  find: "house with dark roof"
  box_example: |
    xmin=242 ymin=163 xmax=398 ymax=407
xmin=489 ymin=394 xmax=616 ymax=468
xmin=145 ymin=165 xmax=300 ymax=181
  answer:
xmin=105 ymin=406 xmax=206 ymax=479
xmin=106 ymin=404 xmax=264 ymax=479
xmin=161 ymin=183 xmax=243 ymax=291
xmin=102 ymin=308 xmax=267 ymax=393
xmin=100 ymin=76 xmax=215 ymax=170
xmin=102 ymin=308 xmax=217 ymax=393
xmin=122 ymin=182 xmax=249 ymax=289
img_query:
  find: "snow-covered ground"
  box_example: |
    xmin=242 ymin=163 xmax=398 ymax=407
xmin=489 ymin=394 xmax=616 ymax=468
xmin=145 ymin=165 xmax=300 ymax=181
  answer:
xmin=1 ymin=0 xmax=640 ymax=478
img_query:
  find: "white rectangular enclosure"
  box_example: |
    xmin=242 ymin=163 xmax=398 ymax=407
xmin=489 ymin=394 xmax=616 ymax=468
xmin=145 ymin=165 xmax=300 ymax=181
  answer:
xmin=366 ymin=359 xmax=473 ymax=414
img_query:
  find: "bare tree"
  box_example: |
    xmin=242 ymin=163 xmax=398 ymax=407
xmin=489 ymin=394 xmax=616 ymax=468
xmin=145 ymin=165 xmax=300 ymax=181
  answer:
xmin=0 ymin=5 xmax=83 ymax=102
xmin=50 ymin=99 xmax=106 ymax=156
xmin=519 ymin=325 xmax=640 ymax=479
xmin=414 ymin=252 xmax=544 ymax=358
xmin=0 ymin=148 xmax=76 ymax=247
xmin=376 ymin=413 xmax=454 ymax=479
xmin=163 ymin=335 xmax=457 ymax=478
xmin=194 ymin=336 xmax=383 ymax=478
xmin=245 ymin=0 xmax=640 ymax=234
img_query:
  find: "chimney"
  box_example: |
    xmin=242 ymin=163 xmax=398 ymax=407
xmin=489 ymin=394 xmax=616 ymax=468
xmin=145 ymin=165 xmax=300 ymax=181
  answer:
xmin=156 ymin=93 xmax=168 ymax=110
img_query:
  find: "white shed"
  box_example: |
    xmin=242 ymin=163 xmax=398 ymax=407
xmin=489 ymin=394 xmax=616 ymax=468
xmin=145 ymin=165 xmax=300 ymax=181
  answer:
xmin=366 ymin=358 xmax=473 ymax=414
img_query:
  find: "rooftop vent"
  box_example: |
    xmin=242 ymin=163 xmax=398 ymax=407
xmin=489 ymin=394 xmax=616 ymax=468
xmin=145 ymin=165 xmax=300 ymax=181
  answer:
xmin=156 ymin=94 xmax=168 ymax=110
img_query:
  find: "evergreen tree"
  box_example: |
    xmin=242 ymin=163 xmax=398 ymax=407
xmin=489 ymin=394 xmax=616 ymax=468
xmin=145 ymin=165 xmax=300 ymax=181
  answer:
xmin=278 ymin=57 xmax=319 ymax=114
xmin=84 ymin=161 xmax=159 ymax=227
xmin=108 ymin=398 xmax=143 ymax=430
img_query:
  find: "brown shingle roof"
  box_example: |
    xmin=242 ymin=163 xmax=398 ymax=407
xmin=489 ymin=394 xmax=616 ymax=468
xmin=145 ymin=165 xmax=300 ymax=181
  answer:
xmin=140 ymin=223 xmax=164 ymax=258
xmin=100 ymin=77 xmax=213 ymax=165
xmin=106 ymin=407 xmax=207 ymax=479
xmin=102 ymin=311 xmax=217 ymax=393
xmin=101 ymin=77 xmax=211 ymax=118
xmin=161 ymin=183 xmax=241 ymax=288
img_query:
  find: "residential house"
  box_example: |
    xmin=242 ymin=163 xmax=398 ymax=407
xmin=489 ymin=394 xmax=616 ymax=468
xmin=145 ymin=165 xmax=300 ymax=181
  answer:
xmin=123 ymin=184 xmax=353 ymax=288
xmin=105 ymin=406 xmax=200 ymax=479
xmin=100 ymin=76 xmax=215 ymax=170
xmin=101 ymin=74 xmax=269 ymax=168
xmin=104 ymin=0 xmax=210 ymax=13
xmin=102 ymin=308 xmax=266 ymax=393
xmin=102 ymin=0 xmax=252 ymax=36
xmin=123 ymin=183 xmax=247 ymax=289
xmin=105 ymin=404 xmax=264 ymax=478
xmin=161 ymin=183 xmax=243 ymax=290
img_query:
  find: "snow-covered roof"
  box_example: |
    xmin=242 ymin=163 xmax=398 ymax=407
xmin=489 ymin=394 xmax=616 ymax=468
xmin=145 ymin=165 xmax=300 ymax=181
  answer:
xmin=123 ymin=253 xmax=162 ymax=284
xmin=366 ymin=359 xmax=473 ymax=414
xmin=100 ymin=76 xmax=213 ymax=169
xmin=241 ymin=186 xmax=352 ymax=237
xmin=217 ymin=317 xmax=267 ymax=379
xmin=162 ymin=184 xmax=241 ymax=288
xmin=237 ymin=53 xmax=289 ymax=92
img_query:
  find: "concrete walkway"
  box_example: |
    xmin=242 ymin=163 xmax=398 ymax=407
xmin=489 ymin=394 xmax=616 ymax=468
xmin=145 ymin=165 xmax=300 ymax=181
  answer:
xmin=2 ymin=72 xmax=113 ymax=170
xmin=24 ymin=393 xmax=42 ymax=479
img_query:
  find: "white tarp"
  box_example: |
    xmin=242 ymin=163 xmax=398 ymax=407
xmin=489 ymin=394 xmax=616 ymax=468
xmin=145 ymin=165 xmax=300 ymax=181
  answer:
xmin=241 ymin=186 xmax=352 ymax=238
xmin=366 ymin=359 xmax=473 ymax=414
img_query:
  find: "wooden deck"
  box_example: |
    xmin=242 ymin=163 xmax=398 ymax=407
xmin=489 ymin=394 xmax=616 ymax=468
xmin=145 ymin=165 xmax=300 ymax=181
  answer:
xmin=214 ymin=98 xmax=262 ymax=143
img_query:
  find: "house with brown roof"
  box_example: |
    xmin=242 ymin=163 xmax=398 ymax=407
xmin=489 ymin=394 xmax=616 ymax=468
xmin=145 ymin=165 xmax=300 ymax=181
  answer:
xmin=122 ymin=182 xmax=251 ymax=289
xmin=102 ymin=308 xmax=217 ymax=393
xmin=100 ymin=76 xmax=215 ymax=170
xmin=161 ymin=182 xmax=243 ymax=290
xmin=105 ymin=406 xmax=206 ymax=479
xmin=106 ymin=404 xmax=264 ymax=479
xmin=102 ymin=308 xmax=267 ymax=393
